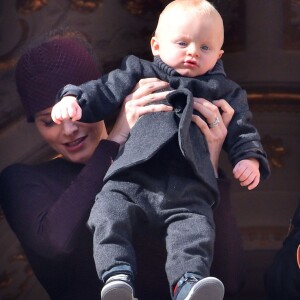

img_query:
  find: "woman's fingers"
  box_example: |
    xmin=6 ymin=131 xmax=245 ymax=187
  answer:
xmin=140 ymin=90 xmax=171 ymax=105
xmin=126 ymin=78 xmax=170 ymax=101
xmin=124 ymin=90 xmax=171 ymax=114
xmin=136 ymin=104 xmax=172 ymax=116
xmin=193 ymin=98 xmax=222 ymax=126
xmin=212 ymin=99 xmax=234 ymax=127
xmin=194 ymin=97 xmax=219 ymax=113
xmin=193 ymin=99 xmax=227 ymax=135
xmin=193 ymin=98 xmax=234 ymax=133
xmin=112 ymin=80 xmax=172 ymax=141
xmin=191 ymin=114 xmax=212 ymax=138
xmin=109 ymin=79 xmax=170 ymax=145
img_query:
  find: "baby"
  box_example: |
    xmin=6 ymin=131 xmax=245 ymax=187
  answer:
xmin=51 ymin=1 xmax=270 ymax=299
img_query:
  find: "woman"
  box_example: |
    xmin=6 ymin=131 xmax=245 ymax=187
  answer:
xmin=264 ymin=202 xmax=300 ymax=299
xmin=0 ymin=29 xmax=237 ymax=300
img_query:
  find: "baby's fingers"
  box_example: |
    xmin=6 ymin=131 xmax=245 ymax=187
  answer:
xmin=72 ymin=108 xmax=82 ymax=121
xmin=237 ymin=170 xmax=260 ymax=190
xmin=247 ymin=175 xmax=260 ymax=190
xmin=233 ymin=162 xmax=246 ymax=180
xmin=51 ymin=105 xmax=64 ymax=124
xmin=239 ymin=172 xmax=255 ymax=187
xmin=51 ymin=96 xmax=81 ymax=122
xmin=68 ymin=104 xmax=81 ymax=121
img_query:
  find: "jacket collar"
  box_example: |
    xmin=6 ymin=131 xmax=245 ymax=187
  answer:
xmin=153 ymin=56 xmax=226 ymax=77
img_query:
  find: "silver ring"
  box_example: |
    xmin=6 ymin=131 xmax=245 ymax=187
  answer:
xmin=208 ymin=117 xmax=220 ymax=128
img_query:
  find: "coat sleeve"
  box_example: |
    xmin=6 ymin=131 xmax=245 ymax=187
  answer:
xmin=0 ymin=140 xmax=119 ymax=258
xmin=57 ymin=55 xmax=145 ymax=123
xmin=218 ymin=79 xmax=270 ymax=179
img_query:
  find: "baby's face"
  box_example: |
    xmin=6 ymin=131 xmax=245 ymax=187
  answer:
xmin=151 ymin=8 xmax=224 ymax=77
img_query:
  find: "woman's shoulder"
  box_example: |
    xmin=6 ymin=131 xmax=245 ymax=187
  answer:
xmin=0 ymin=163 xmax=39 ymax=211
xmin=0 ymin=159 xmax=76 ymax=209
xmin=0 ymin=163 xmax=34 ymax=182
xmin=0 ymin=159 xmax=75 ymax=191
xmin=1 ymin=158 xmax=65 ymax=178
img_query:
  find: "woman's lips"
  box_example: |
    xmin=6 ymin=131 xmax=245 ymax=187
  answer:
xmin=64 ymin=136 xmax=87 ymax=150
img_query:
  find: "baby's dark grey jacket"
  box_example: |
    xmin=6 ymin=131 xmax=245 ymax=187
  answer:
xmin=58 ymin=55 xmax=270 ymax=199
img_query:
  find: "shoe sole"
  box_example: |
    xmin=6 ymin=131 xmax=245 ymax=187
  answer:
xmin=185 ymin=277 xmax=225 ymax=300
xmin=101 ymin=280 xmax=135 ymax=300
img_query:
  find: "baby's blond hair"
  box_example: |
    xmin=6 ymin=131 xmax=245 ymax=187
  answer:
xmin=155 ymin=0 xmax=223 ymax=44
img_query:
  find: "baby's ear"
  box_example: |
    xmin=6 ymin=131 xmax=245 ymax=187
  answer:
xmin=150 ymin=36 xmax=160 ymax=56
xmin=218 ymin=49 xmax=224 ymax=59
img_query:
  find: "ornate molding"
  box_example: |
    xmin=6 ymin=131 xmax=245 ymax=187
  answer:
xmin=16 ymin=0 xmax=104 ymax=14
xmin=248 ymin=92 xmax=300 ymax=112
xmin=16 ymin=0 xmax=48 ymax=14
xmin=262 ymin=135 xmax=286 ymax=169
xmin=284 ymin=0 xmax=300 ymax=50
xmin=70 ymin=0 xmax=103 ymax=13
xmin=0 ymin=246 xmax=34 ymax=300
xmin=240 ymin=226 xmax=288 ymax=250
xmin=121 ymin=0 xmax=166 ymax=16
xmin=0 ymin=19 xmax=29 ymax=71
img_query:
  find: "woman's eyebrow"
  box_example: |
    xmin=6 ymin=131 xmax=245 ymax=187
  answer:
xmin=36 ymin=112 xmax=51 ymax=118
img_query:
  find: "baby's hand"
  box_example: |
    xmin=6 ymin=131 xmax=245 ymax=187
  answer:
xmin=51 ymin=96 xmax=82 ymax=124
xmin=233 ymin=158 xmax=260 ymax=190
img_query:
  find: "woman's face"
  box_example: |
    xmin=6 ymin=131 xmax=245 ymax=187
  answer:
xmin=35 ymin=107 xmax=108 ymax=164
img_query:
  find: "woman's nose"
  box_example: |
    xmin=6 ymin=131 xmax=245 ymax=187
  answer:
xmin=61 ymin=120 xmax=78 ymax=135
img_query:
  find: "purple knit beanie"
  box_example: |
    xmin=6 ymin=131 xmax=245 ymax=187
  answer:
xmin=16 ymin=37 xmax=101 ymax=122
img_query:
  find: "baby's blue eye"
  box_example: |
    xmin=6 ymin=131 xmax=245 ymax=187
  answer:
xmin=201 ymin=45 xmax=209 ymax=51
xmin=177 ymin=41 xmax=187 ymax=47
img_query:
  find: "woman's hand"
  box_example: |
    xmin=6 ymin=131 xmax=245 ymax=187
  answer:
xmin=108 ymin=78 xmax=172 ymax=145
xmin=192 ymin=98 xmax=234 ymax=177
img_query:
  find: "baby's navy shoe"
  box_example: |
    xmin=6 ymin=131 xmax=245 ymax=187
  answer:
xmin=101 ymin=273 xmax=137 ymax=300
xmin=173 ymin=273 xmax=224 ymax=300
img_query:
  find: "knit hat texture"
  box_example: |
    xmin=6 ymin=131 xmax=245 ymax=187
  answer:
xmin=16 ymin=38 xmax=100 ymax=122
